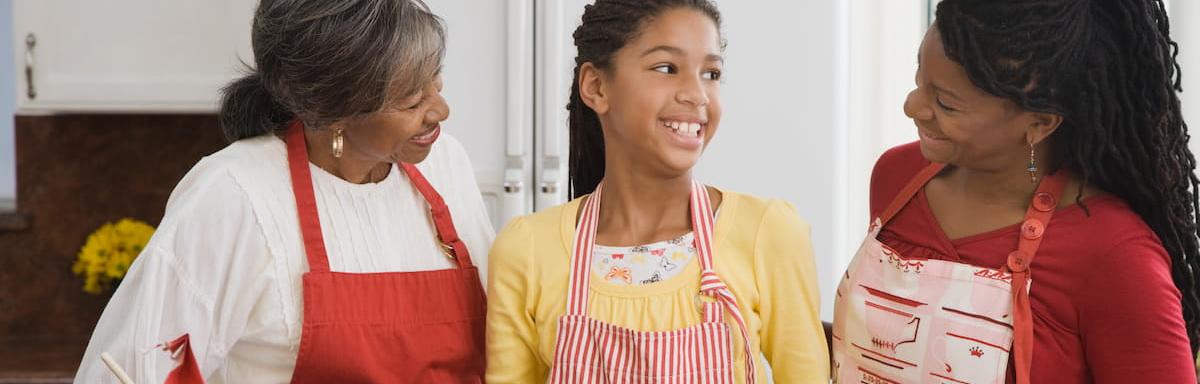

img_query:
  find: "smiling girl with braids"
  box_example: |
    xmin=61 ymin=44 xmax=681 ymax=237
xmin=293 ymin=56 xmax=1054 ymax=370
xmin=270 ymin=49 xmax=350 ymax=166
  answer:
xmin=486 ymin=0 xmax=829 ymax=382
xmin=831 ymin=0 xmax=1199 ymax=382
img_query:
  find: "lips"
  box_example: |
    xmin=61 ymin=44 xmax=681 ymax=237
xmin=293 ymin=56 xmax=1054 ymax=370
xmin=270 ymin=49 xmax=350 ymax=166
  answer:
xmin=409 ymin=124 xmax=440 ymax=146
xmin=918 ymin=128 xmax=949 ymax=141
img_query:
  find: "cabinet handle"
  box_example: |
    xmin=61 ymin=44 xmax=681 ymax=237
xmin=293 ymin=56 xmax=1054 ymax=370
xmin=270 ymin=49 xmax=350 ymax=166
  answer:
xmin=24 ymin=34 xmax=36 ymax=100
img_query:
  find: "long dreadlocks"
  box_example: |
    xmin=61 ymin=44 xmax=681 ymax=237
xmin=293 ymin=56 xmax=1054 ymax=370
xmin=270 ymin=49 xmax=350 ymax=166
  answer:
xmin=937 ymin=0 xmax=1200 ymax=354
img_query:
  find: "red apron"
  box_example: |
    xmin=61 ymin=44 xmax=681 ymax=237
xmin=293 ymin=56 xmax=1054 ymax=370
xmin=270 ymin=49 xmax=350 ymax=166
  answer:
xmin=283 ymin=121 xmax=486 ymax=383
xmin=831 ymin=163 xmax=1066 ymax=384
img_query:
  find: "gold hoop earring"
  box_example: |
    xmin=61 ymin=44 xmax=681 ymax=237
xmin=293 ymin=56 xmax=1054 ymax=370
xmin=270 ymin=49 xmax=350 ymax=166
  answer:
xmin=332 ymin=127 xmax=345 ymax=158
xmin=1026 ymin=143 xmax=1038 ymax=183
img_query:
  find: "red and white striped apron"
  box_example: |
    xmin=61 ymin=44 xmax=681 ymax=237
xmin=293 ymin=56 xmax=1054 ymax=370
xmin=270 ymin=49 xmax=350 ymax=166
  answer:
xmin=831 ymin=163 xmax=1067 ymax=384
xmin=547 ymin=181 xmax=756 ymax=383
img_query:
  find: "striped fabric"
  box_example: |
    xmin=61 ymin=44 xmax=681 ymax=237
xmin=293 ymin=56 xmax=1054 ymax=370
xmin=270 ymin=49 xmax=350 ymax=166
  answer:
xmin=548 ymin=181 xmax=755 ymax=384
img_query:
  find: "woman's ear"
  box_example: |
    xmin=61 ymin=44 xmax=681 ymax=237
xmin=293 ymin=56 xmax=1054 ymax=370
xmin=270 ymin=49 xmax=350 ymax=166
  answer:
xmin=1026 ymin=111 xmax=1063 ymax=146
xmin=578 ymin=62 xmax=609 ymax=115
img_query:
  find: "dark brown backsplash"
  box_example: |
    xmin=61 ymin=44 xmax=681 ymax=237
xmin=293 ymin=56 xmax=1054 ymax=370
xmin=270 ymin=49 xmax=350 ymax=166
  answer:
xmin=0 ymin=114 xmax=227 ymax=378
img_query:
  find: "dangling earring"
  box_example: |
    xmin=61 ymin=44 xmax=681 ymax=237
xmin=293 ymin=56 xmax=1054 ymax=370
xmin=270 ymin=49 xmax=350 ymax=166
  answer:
xmin=1026 ymin=142 xmax=1038 ymax=183
xmin=332 ymin=127 xmax=345 ymax=158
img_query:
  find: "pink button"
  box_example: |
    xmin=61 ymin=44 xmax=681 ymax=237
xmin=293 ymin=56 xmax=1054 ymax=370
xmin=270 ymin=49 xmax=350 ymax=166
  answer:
xmin=1033 ymin=192 xmax=1056 ymax=212
xmin=1021 ymin=219 xmax=1045 ymax=240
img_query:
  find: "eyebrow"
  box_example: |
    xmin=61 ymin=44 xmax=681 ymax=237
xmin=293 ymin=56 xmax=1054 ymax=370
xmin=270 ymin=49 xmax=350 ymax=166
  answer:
xmin=932 ymin=83 xmax=966 ymax=102
xmin=917 ymin=49 xmax=968 ymax=103
xmin=640 ymin=45 xmax=725 ymax=63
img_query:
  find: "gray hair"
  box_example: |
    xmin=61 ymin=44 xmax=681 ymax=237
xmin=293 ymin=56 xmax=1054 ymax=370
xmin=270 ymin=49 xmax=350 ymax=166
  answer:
xmin=219 ymin=0 xmax=446 ymax=141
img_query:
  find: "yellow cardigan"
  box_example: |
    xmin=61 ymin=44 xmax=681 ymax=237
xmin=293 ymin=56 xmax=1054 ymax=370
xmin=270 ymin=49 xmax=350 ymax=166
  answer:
xmin=485 ymin=189 xmax=830 ymax=383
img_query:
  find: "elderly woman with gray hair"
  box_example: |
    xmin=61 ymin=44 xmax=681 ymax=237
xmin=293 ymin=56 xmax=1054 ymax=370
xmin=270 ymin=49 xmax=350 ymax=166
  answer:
xmin=74 ymin=0 xmax=493 ymax=382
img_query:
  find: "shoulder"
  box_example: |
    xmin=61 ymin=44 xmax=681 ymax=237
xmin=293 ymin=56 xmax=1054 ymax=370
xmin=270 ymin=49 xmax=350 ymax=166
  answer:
xmin=167 ymin=135 xmax=285 ymax=205
xmin=1067 ymin=196 xmax=1168 ymax=265
xmin=154 ymin=135 xmax=289 ymax=246
xmin=714 ymin=189 xmax=811 ymax=242
xmin=489 ymin=200 xmax=573 ymax=279
xmin=870 ymin=141 xmax=930 ymax=216
xmin=492 ymin=197 xmax=577 ymax=253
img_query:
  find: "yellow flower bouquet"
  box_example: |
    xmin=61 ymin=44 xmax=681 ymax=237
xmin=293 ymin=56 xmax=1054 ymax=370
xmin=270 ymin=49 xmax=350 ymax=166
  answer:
xmin=72 ymin=218 xmax=155 ymax=294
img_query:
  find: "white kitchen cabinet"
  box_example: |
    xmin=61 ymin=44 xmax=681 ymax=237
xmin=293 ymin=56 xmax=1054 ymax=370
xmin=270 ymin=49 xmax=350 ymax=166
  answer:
xmin=11 ymin=0 xmax=255 ymax=113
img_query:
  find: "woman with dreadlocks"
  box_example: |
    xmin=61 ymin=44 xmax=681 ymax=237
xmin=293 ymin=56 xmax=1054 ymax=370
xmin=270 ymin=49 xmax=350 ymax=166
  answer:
xmin=486 ymin=0 xmax=829 ymax=382
xmin=831 ymin=0 xmax=1199 ymax=382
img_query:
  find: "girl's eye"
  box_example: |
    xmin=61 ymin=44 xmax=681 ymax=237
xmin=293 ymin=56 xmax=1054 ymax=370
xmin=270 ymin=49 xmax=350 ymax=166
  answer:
xmin=703 ymin=70 xmax=722 ymax=81
xmin=653 ymin=65 xmax=675 ymax=74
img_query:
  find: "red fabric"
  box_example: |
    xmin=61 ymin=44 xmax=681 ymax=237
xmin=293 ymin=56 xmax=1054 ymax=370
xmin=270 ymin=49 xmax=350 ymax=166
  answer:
xmin=162 ymin=334 xmax=205 ymax=384
xmin=870 ymin=142 xmax=1197 ymax=383
xmin=285 ymin=121 xmax=486 ymax=383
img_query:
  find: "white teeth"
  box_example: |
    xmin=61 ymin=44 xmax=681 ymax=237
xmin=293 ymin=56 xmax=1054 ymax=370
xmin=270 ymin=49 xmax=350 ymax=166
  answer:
xmin=414 ymin=128 xmax=436 ymax=140
xmin=662 ymin=120 xmax=702 ymax=137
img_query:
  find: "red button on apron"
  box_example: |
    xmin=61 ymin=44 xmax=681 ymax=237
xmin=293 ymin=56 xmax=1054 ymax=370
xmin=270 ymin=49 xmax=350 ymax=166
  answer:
xmin=1007 ymin=250 xmax=1030 ymax=272
xmin=1021 ymin=219 xmax=1045 ymax=240
xmin=1033 ymin=192 xmax=1056 ymax=212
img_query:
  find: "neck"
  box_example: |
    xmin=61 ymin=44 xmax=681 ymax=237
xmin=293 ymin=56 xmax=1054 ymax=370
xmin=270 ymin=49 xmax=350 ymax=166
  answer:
xmin=594 ymin=161 xmax=694 ymax=246
xmin=300 ymin=128 xmax=390 ymax=184
xmin=942 ymin=148 xmax=1052 ymax=207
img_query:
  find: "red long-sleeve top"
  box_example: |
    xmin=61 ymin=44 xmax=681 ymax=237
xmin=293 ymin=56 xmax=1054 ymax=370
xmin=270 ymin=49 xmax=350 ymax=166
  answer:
xmin=870 ymin=142 xmax=1196 ymax=383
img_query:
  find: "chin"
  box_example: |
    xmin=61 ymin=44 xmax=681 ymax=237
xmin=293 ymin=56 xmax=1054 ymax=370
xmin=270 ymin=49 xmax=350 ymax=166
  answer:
xmin=397 ymin=147 xmax=433 ymax=164
xmin=657 ymin=152 xmax=702 ymax=176
xmin=917 ymin=141 xmax=953 ymax=164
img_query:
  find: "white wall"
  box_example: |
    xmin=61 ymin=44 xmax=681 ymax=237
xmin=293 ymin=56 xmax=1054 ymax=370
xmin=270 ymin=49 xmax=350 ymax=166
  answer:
xmin=692 ymin=1 xmax=849 ymax=321
xmin=0 ymin=0 xmax=14 ymax=209
xmin=1175 ymin=1 xmax=1200 ymax=159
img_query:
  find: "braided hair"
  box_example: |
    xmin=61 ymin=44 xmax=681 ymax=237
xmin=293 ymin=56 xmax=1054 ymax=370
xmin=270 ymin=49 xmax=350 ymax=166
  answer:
xmin=567 ymin=0 xmax=722 ymax=198
xmin=936 ymin=0 xmax=1200 ymax=354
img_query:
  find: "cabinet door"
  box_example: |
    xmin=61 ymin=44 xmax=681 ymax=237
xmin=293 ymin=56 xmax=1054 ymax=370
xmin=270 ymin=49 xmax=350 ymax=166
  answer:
xmin=11 ymin=0 xmax=254 ymax=113
xmin=427 ymin=0 xmax=533 ymax=231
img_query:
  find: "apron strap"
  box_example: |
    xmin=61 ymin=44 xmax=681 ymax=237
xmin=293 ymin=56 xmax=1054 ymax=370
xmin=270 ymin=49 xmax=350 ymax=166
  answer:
xmin=398 ymin=163 xmax=474 ymax=268
xmin=565 ymin=183 xmax=603 ymax=316
xmin=877 ymin=162 xmax=946 ymax=227
xmin=690 ymin=182 xmax=756 ymax=384
xmin=286 ymin=120 xmax=332 ymax=273
xmin=1007 ymin=171 xmax=1068 ymax=384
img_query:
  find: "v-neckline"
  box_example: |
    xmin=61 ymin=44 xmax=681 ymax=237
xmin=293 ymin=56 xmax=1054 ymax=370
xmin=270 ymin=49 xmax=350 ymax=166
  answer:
xmin=916 ymin=186 xmax=1020 ymax=261
xmin=914 ymin=184 xmax=1109 ymax=261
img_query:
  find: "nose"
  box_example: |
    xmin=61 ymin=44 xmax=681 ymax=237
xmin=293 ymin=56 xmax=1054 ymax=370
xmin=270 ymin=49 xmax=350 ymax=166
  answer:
xmin=903 ymin=88 xmax=934 ymax=121
xmin=425 ymin=89 xmax=450 ymax=124
xmin=675 ymin=74 xmax=710 ymax=107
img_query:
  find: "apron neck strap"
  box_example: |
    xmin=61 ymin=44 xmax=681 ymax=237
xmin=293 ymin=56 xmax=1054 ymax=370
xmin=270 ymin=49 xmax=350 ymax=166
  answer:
xmin=285 ymin=120 xmax=473 ymax=273
xmin=564 ymin=180 xmax=717 ymax=315
xmin=689 ymin=181 xmax=718 ymax=272
xmin=1007 ymin=171 xmax=1068 ymax=270
xmin=286 ymin=120 xmax=332 ymax=273
xmin=398 ymin=163 xmax=474 ymax=268
xmin=877 ymin=162 xmax=946 ymax=226
xmin=1008 ymin=170 xmax=1068 ymax=384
